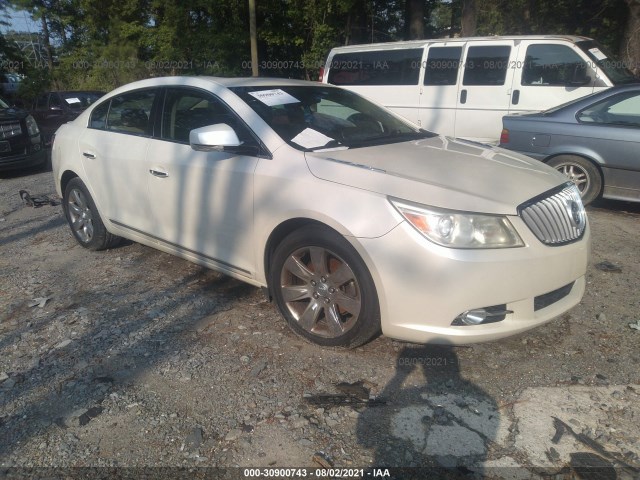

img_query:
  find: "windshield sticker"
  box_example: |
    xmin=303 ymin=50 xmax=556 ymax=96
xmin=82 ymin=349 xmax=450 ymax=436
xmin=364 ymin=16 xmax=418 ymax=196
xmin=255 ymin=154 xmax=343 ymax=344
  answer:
xmin=588 ymin=48 xmax=607 ymax=61
xmin=291 ymin=128 xmax=335 ymax=149
xmin=248 ymin=89 xmax=299 ymax=106
xmin=65 ymin=97 xmax=81 ymax=104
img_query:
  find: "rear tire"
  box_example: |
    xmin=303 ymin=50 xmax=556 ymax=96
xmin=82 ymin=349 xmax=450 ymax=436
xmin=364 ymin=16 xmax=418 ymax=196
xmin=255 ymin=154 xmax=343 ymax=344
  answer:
xmin=63 ymin=177 xmax=121 ymax=250
xmin=270 ymin=224 xmax=381 ymax=348
xmin=547 ymin=155 xmax=602 ymax=205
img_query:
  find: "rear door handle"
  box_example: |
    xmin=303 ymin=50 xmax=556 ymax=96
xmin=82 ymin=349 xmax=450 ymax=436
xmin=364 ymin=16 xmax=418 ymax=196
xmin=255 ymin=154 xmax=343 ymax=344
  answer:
xmin=460 ymin=89 xmax=467 ymax=104
xmin=83 ymin=152 xmax=96 ymax=159
xmin=149 ymin=168 xmax=169 ymax=178
xmin=512 ymin=89 xmax=520 ymax=105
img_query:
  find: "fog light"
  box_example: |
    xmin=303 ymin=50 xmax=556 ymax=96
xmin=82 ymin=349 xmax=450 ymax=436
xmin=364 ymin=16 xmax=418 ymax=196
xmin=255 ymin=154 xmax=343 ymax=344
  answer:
xmin=452 ymin=305 xmax=512 ymax=326
xmin=459 ymin=309 xmax=487 ymax=325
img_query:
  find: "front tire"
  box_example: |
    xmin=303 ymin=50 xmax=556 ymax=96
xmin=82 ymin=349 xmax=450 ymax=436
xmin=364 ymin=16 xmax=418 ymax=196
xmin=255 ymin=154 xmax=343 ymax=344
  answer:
xmin=547 ymin=155 xmax=602 ymax=205
xmin=63 ymin=178 xmax=121 ymax=250
xmin=270 ymin=225 xmax=381 ymax=348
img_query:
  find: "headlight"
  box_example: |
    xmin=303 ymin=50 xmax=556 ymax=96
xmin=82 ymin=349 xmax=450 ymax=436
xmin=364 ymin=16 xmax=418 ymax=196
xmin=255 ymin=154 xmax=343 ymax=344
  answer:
xmin=391 ymin=199 xmax=524 ymax=249
xmin=25 ymin=115 xmax=40 ymax=136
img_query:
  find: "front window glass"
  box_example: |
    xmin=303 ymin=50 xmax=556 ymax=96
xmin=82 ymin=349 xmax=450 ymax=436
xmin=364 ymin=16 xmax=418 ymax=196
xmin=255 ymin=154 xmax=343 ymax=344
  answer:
xmin=0 ymin=97 xmax=9 ymax=109
xmin=522 ymin=44 xmax=590 ymax=86
xmin=577 ymin=40 xmax=637 ymax=85
xmin=577 ymin=91 xmax=640 ymax=126
xmin=106 ymin=90 xmax=156 ymax=135
xmin=230 ymin=85 xmax=434 ymax=151
xmin=161 ymin=88 xmax=254 ymax=144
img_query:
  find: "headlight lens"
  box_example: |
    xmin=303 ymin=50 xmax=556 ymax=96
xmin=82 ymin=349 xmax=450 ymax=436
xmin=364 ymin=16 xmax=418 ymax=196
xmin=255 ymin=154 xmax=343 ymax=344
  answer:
xmin=25 ymin=115 xmax=40 ymax=136
xmin=391 ymin=199 xmax=524 ymax=249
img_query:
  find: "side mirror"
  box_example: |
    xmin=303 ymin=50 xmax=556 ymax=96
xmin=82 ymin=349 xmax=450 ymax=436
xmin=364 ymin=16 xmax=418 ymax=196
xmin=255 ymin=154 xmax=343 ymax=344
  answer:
xmin=567 ymin=65 xmax=591 ymax=87
xmin=190 ymin=123 xmax=241 ymax=152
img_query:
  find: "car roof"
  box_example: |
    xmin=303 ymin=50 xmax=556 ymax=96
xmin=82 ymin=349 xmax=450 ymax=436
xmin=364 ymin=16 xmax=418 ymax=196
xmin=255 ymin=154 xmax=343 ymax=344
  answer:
xmin=328 ymin=35 xmax=594 ymax=53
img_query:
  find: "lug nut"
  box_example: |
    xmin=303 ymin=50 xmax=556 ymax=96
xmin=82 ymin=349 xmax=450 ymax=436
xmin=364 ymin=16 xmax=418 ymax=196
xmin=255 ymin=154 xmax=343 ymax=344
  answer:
xmin=324 ymin=298 xmax=330 ymax=304
xmin=321 ymin=276 xmax=326 ymax=282
xmin=311 ymin=280 xmax=317 ymax=286
xmin=313 ymin=293 xmax=319 ymax=299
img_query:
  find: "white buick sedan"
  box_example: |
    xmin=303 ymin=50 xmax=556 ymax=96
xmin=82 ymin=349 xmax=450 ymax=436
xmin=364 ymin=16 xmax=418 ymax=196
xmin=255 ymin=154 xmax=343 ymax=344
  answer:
xmin=52 ymin=76 xmax=589 ymax=347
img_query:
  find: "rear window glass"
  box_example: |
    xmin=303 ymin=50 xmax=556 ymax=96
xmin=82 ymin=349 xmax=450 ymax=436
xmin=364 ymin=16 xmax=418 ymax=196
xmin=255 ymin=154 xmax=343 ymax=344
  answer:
xmin=327 ymin=49 xmax=422 ymax=86
xmin=463 ymin=45 xmax=511 ymax=86
xmin=424 ymin=46 xmax=462 ymax=86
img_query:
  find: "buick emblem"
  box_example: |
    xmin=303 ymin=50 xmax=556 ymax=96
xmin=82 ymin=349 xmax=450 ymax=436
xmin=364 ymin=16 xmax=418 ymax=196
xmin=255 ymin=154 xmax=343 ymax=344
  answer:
xmin=567 ymin=200 xmax=585 ymax=229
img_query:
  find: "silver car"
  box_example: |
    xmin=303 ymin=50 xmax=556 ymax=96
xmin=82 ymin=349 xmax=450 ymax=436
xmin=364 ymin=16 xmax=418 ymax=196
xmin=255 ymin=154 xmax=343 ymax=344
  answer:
xmin=500 ymin=84 xmax=640 ymax=205
xmin=52 ymin=76 xmax=589 ymax=347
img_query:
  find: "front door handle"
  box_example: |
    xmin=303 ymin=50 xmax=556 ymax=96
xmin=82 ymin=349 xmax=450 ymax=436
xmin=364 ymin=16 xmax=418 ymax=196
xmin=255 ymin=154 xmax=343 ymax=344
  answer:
xmin=83 ymin=152 xmax=96 ymax=159
xmin=149 ymin=168 xmax=169 ymax=178
xmin=460 ymin=89 xmax=467 ymax=104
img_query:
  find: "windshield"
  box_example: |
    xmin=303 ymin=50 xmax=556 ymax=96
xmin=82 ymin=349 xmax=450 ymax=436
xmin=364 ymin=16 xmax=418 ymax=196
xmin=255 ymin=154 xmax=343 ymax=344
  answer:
xmin=61 ymin=92 xmax=104 ymax=109
xmin=577 ymin=40 xmax=638 ymax=85
xmin=230 ymin=85 xmax=435 ymax=151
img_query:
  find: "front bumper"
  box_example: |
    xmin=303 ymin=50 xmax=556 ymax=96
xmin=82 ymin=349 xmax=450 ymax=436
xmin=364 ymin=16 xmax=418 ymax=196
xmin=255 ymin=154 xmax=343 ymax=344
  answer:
xmin=0 ymin=136 xmax=46 ymax=171
xmin=358 ymin=215 xmax=590 ymax=344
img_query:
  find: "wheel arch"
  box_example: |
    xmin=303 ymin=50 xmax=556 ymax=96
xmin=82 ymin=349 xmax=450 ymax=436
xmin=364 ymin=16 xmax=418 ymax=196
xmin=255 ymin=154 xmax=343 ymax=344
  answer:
xmin=544 ymin=150 xmax=604 ymax=170
xmin=60 ymin=170 xmax=79 ymax=197
xmin=544 ymin=152 xmax=605 ymax=202
xmin=263 ymin=218 xmax=336 ymax=299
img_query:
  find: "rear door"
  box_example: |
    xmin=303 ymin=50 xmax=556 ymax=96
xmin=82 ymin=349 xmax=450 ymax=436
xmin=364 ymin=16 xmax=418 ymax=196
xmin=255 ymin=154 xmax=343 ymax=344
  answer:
xmin=418 ymin=43 xmax=463 ymax=135
xmin=455 ymin=41 xmax=518 ymax=142
xmin=78 ymin=88 xmax=158 ymax=236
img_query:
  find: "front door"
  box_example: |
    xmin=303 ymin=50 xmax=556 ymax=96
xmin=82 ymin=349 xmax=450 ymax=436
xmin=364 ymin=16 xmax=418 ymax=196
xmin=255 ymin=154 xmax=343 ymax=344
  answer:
xmin=145 ymin=87 xmax=260 ymax=277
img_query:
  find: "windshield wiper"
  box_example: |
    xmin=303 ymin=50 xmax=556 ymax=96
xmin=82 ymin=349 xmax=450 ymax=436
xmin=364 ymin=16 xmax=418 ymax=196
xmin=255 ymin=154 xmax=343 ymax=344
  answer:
xmin=305 ymin=139 xmax=347 ymax=152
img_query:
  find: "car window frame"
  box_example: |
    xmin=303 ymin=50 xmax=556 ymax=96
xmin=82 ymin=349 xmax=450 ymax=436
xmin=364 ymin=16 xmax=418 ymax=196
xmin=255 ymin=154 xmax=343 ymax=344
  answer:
xmin=87 ymin=87 xmax=161 ymax=138
xmin=576 ymin=90 xmax=640 ymax=127
xmin=154 ymin=86 xmax=271 ymax=158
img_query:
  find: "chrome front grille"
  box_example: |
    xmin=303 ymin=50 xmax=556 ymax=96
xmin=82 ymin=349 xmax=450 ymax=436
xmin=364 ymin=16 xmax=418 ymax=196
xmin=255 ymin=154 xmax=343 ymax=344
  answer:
xmin=520 ymin=183 xmax=586 ymax=246
xmin=0 ymin=121 xmax=22 ymax=139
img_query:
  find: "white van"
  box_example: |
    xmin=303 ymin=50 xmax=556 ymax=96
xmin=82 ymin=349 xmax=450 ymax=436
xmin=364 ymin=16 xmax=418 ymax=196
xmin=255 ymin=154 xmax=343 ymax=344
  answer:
xmin=322 ymin=35 xmax=637 ymax=143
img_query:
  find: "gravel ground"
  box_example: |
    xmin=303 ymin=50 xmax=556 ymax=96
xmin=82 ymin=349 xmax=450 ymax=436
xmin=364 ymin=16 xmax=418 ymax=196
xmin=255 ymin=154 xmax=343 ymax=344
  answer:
xmin=1 ymin=167 xmax=639 ymax=479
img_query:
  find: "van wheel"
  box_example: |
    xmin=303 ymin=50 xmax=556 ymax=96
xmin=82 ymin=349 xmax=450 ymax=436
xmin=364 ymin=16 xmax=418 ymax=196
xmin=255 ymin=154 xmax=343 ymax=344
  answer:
xmin=547 ymin=155 xmax=602 ymax=205
xmin=270 ymin=225 xmax=380 ymax=348
xmin=63 ymin=178 xmax=121 ymax=250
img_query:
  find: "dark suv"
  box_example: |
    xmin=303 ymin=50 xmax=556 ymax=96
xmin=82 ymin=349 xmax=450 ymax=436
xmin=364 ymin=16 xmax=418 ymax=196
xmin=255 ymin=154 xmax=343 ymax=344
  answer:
xmin=32 ymin=91 xmax=104 ymax=145
xmin=0 ymin=96 xmax=46 ymax=171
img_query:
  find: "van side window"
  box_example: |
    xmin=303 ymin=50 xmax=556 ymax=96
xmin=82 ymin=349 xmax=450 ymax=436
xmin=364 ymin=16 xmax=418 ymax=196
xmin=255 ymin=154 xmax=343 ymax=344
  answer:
xmin=424 ymin=47 xmax=462 ymax=85
xmin=522 ymin=44 xmax=589 ymax=86
xmin=328 ymin=49 xmax=422 ymax=86
xmin=463 ymin=46 xmax=511 ymax=86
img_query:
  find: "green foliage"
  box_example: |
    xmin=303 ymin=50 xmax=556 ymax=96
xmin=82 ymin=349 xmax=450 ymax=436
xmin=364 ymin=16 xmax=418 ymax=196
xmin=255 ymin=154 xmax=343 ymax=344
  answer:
xmin=4 ymin=0 xmax=636 ymax=94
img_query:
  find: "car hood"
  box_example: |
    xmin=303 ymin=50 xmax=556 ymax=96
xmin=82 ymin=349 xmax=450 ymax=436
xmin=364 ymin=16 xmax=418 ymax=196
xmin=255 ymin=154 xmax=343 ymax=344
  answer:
xmin=305 ymin=135 xmax=566 ymax=215
xmin=0 ymin=108 xmax=28 ymax=121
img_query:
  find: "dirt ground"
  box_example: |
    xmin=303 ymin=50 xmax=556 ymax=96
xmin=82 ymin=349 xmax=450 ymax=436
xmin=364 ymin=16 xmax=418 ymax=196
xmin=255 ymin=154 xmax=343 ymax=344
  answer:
xmin=1 ymin=167 xmax=639 ymax=479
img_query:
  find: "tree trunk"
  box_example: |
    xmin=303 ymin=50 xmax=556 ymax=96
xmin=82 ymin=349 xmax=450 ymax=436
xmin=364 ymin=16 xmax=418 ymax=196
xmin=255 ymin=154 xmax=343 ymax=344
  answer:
xmin=622 ymin=0 xmax=640 ymax=77
xmin=460 ymin=0 xmax=476 ymax=37
xmin=405 ymin=0 xmax=425 ymax=40
xmin=40 ymin=14 xmax=54 ymax=72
